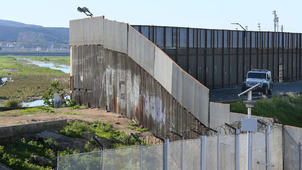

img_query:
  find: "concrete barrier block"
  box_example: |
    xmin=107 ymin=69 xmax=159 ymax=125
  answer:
xmin=172 ymin=62 xmax=210 ymax=125
xmin=171 ymin=63 xmax=184 ymax=104
xmin=128 ymin=26 xmax=155 ymax=76
xmin=154 ymin=48 xmax=173 ymax=93
xmin=182 ymin=72 xmax=195 ymax=116
xmin=209 ymin=102 xmax=230 ymax=128
xmin=104 ymin=19 xmax=128 ymax=54
xmin=194 ymin=82 xmax=209 ymax=126
xmin=70 ymin=17 xmax=104 ymax=46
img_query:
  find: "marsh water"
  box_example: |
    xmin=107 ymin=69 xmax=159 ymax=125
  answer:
xmin=0 ymin=59 xmax=70 ymax=107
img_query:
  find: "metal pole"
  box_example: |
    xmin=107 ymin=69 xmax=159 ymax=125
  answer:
xmin=299 ymin=142 xmax=301 ymax=170
xmin=235 ymin=129 xmax=240 ymax=170
xmin=57 ymin=152 xmax=59 ymax=170
xmin=101 ymin=150 xmax=104 ymax=170
xmin=181 ymin=136 xmax=184 ymax=170
xmin=140 ymin=145 xmax=143 ymax=170
xmin=163 ymin=139 xmax=169 ymax=170
xmin=217 ymin=131 xmax=221 ymax=170
xmin=200 ymin=136 xmax=206 ymax=170
xmin=247 ymin=91 xmax=252 ymax=170
xmin=266 ymin=125 xmax=271 ymax=170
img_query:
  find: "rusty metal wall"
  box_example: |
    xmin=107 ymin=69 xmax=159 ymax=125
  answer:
xmin=71 ymin=44 xmax=209 ymax=139
xmin=132 ymin=25 xmax=302 ymax=89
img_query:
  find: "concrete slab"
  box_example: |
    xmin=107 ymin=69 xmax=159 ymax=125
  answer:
xmin=103 ymin=19 xmax=128 ymax=54
xmin=171 ymin=63 xmax=184 ymax=104
xmin=70 ymin=17 xmax=104 ymax=46
xmin=209 ymin=102 xmax=230 ymax=128
xmin=128 ymin=26 xmax=155 ymax=76
xmin=194 ymin=82 xmax=209 ymax=125
xmin=154 ymin=48 xmax=173 ymax=93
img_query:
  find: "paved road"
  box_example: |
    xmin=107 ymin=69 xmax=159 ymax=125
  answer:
xmin=210 ymin=80 xmax=302 ymax=103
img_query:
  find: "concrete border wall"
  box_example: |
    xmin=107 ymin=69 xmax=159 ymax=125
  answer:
xmin=70 ymin=16 xmax=213 ymax=136
xmin=0 ymin=120 xmax=67 ymax=144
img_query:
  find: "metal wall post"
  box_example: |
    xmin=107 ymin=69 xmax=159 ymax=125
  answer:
xmin=200 ymin=136 xmax=206 ymax=170
xmin=140 ymin=145 xmax=143 ymax=170
xmin=217 ymin=131 xmax=221 ymax=170
xmin=265 ymin=125 xmax=271 ymax=170
xmin=235 ymin=129 xmax=240 ymax=170
xmin=163 ymin=139 xmax=169 ymax=170
xmin=181 ymin=137 xmax=184 ymax=170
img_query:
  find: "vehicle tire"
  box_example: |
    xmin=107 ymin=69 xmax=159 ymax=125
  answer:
xmin=263 ymin=87 xmax=268 ymax=95
xmin=268 ymin=89 xmax=272 ymax=96
xmin=241 ymin=84 xmax=246 ymax=92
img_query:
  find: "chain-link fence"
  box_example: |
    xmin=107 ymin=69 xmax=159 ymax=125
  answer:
xmin=57 ymin=127 xmax=302 ymax=170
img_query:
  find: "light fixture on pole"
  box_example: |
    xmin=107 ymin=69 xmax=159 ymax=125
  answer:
xmin=238 ymin=83 xmax=260 ymax=170
xmin=77 ymin=7 xmax=93 ymax=17
xmin=231 ymin=23 xmax=247 ymax=31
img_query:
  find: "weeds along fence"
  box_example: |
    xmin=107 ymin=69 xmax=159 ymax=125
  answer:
xmin=57 ymin=126 xmax=302 ymax=170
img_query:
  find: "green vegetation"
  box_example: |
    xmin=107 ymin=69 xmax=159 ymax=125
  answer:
xmin=60 ymin=121 xmax=142 ymax=148
xmin=127 ymin=122 xmax=149 ymax=132
xmin=0 ymin=138 xmax=78 ymax=170
xmin=0 ymin=55 xmax=69 ymax=103
xmin=4 ymin=99 xmax=22 ymax=109
xmin=42 ymin=81 xmax=67 ymax=107
xmin=0 ymin=106 xmax=55 ymax=117
xmin=0 ymin=121 xmax=147 ymax=170
xmin=230 ymin=95 xmax=302 ymax=127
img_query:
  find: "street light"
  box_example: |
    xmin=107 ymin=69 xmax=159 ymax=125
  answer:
xmin=238 ymin=83 xmax=260 ymax=170
xmin=231 ymin=23 xmax=247 ymax=31
xmin=77 ymin=7 xmax=93 ymax=17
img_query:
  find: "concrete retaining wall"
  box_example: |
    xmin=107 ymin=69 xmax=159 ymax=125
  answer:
xmin=0 ymin=120 xmax=67 ymax=144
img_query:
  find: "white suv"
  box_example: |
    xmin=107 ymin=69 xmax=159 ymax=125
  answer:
xmin=241 ymin=69 xmax=273 ymax=96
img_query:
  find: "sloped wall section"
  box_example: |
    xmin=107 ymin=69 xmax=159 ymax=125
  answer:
xmin=70 ymin=17 xmax=212 ymax=138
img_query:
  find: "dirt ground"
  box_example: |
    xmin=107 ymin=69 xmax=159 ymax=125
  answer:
xmin=0 ymin=107 xmax=161 ymax=144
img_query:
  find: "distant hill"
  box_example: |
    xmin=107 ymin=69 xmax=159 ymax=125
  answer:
xmin=0 ymin=19 xmax=69 ymax=51
xmin=0 ymin=19 xmax=42 ymax=28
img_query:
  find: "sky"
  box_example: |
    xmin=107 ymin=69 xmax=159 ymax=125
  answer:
xmin=1 ymin=0 xmax=302 ymax=33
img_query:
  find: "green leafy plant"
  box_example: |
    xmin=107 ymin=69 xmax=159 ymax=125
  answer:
xmin=42 ymin=81 xmax=66 ymax=107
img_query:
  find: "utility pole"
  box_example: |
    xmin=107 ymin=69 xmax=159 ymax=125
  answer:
xmin=272 ymin=10 xmax=279 ymax=32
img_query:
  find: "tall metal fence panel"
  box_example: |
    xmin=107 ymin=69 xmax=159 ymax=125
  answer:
xmin=132 ymin=25 xmax=302 ymax=89
xmin=57 ymin=128 xmax=301 ymax=170
xmin=284 ymin=129 xmax=301 ymax=170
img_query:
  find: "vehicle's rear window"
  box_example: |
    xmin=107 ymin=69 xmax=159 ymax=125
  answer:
xmin=247 ymin=73 xmax=266 ymax=79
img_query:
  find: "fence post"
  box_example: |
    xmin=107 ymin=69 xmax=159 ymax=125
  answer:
xmin=200 ymin=136 xmax=206 ymax=170
xmin=181 ymin=137 xmax=184 ymax=170
xmin=217 ymin=131 xmax=220 ymax=170
xmin=140 ymin=145 xmax=143 ymax=170
xmin=57 ymin=152 xmax=60 ymax=170
xmin=299 ymin=142 xmax=301 ymax=170
xmin=163 ymin=139 xmax=169 ymax=170
xmin=101 ymin=150 xmax=104 ymax=170
xmin=266 ymin=125 xmax=270 ymax=170
xmin=248 ymin=132 xmax=252 ymax=170
xmin=235 ymin=129 xmax=240 ymax=170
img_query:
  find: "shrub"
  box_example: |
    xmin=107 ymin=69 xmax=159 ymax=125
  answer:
xmin=5 ymin=99 xmax=22 ymax=109
xmin=42 ymin=81 xmax=67 ymax=107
